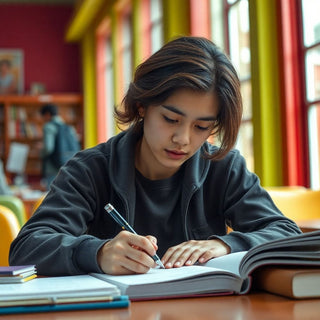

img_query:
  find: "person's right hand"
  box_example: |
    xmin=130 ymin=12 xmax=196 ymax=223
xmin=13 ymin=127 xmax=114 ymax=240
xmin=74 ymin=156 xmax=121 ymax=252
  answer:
xmin=97 ymin=231 xmax=158 ymax=275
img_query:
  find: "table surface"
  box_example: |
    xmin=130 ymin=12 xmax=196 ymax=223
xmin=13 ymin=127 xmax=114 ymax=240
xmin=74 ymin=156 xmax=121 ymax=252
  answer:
xmin=1 ymin=292 xmax=319 ymax=320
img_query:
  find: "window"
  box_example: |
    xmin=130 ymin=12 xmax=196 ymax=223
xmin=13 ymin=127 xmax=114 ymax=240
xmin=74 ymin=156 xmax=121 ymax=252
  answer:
xmin=225 ymin=0 xmax=253 ymax=171
xmin=301 ymin=0 xmax=320 ymax=189
xmin=150 ymin=0 xmax=163 ymax=53
xmin=120 ymin=13 xmax=133 ymax=94
xmin=96 ymin=19 xmax=115 ymax=142
xmin=209 ymin=0 xmax=224 ymax=49
xmin=105 ymin=37 xmax=115 ymax=139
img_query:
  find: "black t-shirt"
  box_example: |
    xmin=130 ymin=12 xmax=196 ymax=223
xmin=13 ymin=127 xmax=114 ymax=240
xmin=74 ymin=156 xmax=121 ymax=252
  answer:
xmin=134 ymin=168 xmax=185 ymax=257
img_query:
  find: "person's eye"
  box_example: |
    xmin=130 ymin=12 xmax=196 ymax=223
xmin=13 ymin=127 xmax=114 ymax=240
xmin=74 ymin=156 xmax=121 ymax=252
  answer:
xmin=195 ymin=124 xmax=211 ymax=131
xmin=163 ymin=115 xmax=178 ymax=124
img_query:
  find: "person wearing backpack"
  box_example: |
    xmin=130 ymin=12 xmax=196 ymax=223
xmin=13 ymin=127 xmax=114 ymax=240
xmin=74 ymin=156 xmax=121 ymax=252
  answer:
xmin=40 ymin=104 xmax=80 ymax=189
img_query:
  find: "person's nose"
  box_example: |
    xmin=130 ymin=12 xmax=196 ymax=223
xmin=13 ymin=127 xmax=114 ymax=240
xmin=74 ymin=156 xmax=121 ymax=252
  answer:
xmin=172 ymin=125 xmax=191 ymax=146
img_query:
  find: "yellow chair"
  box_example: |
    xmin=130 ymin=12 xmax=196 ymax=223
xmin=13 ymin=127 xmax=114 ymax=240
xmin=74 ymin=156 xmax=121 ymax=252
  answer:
xmin=0 ymin=205 xmax=20 ymax=266
xmin=32 ymin=194 xmax=46 ymax=215
xmin=266 ymin=187 xmax=320 ymax=222
xmin=0 ymin=195 xmax=27 ymax=227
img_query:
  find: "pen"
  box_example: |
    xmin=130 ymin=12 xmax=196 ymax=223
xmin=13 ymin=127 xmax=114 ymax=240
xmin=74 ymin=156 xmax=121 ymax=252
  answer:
xmin=104 ymin=203 xmax=165 ymax=269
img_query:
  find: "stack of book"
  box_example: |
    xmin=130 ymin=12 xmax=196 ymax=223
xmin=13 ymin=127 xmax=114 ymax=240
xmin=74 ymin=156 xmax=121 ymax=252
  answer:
xmin=0 ymin=275 xmax=129 ymax=314
xmin=0 ymin=265 xmax=37 ymax=284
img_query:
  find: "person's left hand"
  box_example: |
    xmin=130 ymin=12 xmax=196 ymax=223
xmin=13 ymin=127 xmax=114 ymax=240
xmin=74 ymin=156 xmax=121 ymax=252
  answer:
xmin=161 ymin=239 xmax=230 ymax=268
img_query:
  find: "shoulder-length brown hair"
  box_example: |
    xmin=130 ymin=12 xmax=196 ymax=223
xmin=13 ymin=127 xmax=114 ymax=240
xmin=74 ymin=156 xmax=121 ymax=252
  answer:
xmin=115 ymin=36 xmax=242 ymax=161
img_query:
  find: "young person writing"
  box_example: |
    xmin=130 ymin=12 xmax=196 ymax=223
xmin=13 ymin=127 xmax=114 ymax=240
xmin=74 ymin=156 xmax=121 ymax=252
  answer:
xmin=9 ymin=36 xmax=301 ymax=276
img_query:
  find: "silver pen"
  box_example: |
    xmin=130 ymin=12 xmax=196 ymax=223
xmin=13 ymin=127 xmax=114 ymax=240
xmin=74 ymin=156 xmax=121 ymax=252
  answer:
xmin=104 ymin=203 xmax=165 ymax=269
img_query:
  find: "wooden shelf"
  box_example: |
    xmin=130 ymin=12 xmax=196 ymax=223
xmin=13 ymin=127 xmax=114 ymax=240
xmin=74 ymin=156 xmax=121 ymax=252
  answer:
xmin=0 ymin=94 xmax=83 ymax=182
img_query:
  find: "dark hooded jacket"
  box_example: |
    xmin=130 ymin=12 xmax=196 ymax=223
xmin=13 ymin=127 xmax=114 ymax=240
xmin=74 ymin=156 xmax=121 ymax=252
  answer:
xmin=9 ymin=128 xmax=301 ymax=275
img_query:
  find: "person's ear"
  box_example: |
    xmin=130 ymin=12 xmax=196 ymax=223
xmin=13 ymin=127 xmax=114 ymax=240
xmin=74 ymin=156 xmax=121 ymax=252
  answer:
xmin=137 ymin=104 xmax=145 ymax=118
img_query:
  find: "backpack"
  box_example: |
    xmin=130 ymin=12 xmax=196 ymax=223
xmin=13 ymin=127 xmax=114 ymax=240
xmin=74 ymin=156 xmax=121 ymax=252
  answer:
xmin=50 ymin=123 xmax=81 ymax=168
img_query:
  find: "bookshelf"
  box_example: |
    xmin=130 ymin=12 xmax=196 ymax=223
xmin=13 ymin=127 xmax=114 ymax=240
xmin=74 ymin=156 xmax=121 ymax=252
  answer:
xmin=0 ymin=94 xmax=83 ymax=183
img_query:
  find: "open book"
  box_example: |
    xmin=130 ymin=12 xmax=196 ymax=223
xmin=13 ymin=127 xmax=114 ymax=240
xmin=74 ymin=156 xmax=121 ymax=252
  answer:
xmin=92 ymin=230 xmax=320 ymax=300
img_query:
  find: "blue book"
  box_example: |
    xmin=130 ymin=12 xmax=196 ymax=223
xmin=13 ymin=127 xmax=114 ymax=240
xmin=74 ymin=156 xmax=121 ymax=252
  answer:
xmin=0 ymin=296 xmax=130 ymax=315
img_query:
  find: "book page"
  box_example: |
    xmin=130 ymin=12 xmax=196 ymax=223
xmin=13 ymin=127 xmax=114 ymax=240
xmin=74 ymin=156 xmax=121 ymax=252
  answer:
xmin=93 ymin=266 xmax=219 ymax=286
xmin=92 ymin=258 xmax=246 ymax=287
xmin=202 ymin=251 xmax=247 ymax=277
xmin=239 ymin=230 xmax=320 ymax=276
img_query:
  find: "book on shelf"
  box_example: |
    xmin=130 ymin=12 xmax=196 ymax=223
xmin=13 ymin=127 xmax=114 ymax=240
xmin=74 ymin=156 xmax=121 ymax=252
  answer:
xmin=0 ymin=265 xmax=36 ymax=284
xmin=0 ymin=275 xmax=129 ymax=314
xmin=91 ymin=230 xmax=320 ymax=300
xmin=253 ymin=266 xmax=320 ymax=299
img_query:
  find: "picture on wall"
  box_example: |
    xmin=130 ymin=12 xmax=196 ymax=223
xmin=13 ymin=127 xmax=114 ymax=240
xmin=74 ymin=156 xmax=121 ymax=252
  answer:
xmin=0 ymin=49 xmax=24 ymax=95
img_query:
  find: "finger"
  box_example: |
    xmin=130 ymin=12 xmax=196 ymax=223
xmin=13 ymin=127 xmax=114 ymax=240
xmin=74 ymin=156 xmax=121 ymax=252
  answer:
xmin=198 ymin=240 xmax=231 ymax=263
xmin=120 ymin=232 xmax=158 ymax=269
xmin=128 ymin=233 xmax=157 ymax=258
xmin=162 ymin=244 xmax=190 ymax=268
xmin=125 ymin=244 xmax=156 ymax=270
xmin=172 ymin=246 xmax=201 ymax=267
xmin=108 ymin=243 xmax=155 ymax=273
xmin=145 ymin=235 xmax=158 ymax=250
xmin=108 ymin=251 xmax=152 ymax=275
xmin=100 ymin=232 xmax=155 ymax=274
xmin=183 ymin=248 xmax=205 ymax=265
xmin=162 ymin=241 xmax=207 ymax=268
xmin=98 ymin=241 xmax=145 ymax=275
xmin=161 ymin=246 xmax=179 ymax=268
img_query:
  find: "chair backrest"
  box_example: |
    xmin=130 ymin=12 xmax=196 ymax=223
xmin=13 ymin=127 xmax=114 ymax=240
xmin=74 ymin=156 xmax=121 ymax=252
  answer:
xmin=32 ymin=194 xmax=46 ymax=215
xmin=0 ymin=205 xmax=20 ymax=266
xmin=266 ymin=187 xmax=320 ymax=222
xmin=0 ymin=195 xmax=27 ymax=227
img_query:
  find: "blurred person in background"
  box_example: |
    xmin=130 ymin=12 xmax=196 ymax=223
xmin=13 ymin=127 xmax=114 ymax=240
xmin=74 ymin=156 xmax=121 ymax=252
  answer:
xmin=40 ymin=104 xmax=63 ymax=189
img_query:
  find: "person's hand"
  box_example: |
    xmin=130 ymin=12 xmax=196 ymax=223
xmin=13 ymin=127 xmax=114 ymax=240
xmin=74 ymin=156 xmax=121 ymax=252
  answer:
xmin=97 ymin=231 xmax=158 ymax=275
xmin=161 ymin=239 xmax=230 ymax=268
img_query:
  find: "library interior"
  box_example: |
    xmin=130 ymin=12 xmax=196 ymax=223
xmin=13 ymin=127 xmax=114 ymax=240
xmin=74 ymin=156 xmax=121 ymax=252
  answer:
xmin=0 ymin=0 xmax=320 ymax=319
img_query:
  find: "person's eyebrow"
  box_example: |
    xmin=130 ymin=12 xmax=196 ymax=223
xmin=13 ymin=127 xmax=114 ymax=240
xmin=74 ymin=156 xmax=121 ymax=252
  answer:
xmin=161 ymin=105 xmax=217 ymax=121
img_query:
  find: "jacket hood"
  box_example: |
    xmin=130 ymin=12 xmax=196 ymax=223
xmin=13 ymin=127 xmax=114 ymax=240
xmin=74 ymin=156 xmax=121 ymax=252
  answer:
xmin=107 ymin=127 xmax=215 ymax=197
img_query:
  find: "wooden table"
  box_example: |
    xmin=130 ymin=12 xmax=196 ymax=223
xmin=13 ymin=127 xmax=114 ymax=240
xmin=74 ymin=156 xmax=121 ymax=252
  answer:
xmin=1 ymin=292 xmax=319 ymax=320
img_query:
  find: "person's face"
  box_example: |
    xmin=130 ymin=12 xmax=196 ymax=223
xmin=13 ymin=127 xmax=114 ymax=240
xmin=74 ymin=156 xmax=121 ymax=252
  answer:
xmin=41 ymin=112 xmax=52 ymax=123
xmin=136 ymin=89 xmax=219 ymax=180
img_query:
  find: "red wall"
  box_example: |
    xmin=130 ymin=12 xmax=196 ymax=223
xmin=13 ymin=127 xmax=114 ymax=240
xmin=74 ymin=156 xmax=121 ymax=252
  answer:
xmin=0 ymin=4 xmax=81 ymax=93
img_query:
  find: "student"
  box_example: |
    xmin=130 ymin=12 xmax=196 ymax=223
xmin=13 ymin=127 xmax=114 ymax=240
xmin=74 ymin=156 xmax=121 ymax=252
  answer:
xmin=39 ymin=104 xmax=63 ymax=189
xmin=9 ymin=36 xmax=301 ymax=276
